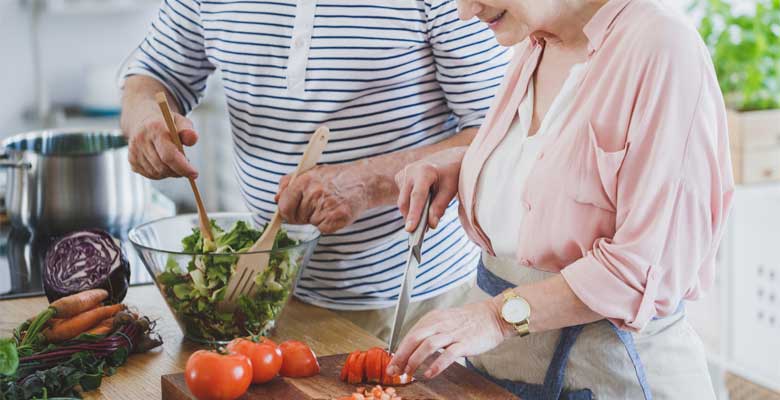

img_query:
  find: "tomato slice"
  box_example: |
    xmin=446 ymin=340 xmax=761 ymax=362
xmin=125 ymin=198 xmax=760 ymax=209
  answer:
xmin=349 ymin=351 xmax=367 ymax=384
xmin=341 ymin=351 xmax=359 ymax=382
xmin=365 ymin=347 xmax=382 ymax=383
xmin=381 ymin=351 xmax=393 ymax=386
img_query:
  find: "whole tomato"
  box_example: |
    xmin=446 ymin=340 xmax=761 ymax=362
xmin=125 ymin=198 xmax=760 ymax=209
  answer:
xmin=185 ymin=350 xmax=252 ymax=400
xmin=279 ymin=340 xmax=320 ymax=378
xmin=227 ymin=338 xmax=283 ymax=384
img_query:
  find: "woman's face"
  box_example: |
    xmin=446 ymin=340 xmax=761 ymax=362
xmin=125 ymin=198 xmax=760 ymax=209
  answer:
xmin=456 ymin=0 xmax=566 ymax=46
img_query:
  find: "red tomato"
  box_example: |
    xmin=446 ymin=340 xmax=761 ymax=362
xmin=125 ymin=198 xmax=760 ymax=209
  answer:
xmin=185 ymin=350 xmax=252 ymax=400
xmin=227 ymin=338 xmax=283 ymax=384
xmin=278 ymin=340 xmax=320 ymax=378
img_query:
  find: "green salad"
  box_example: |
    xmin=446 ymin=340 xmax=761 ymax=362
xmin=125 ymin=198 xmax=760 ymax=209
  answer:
xmin=157 ymin=220 xmax=302 ymax=342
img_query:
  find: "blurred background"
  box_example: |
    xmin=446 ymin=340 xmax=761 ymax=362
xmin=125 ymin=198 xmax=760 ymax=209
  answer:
xmin=0 ymin=0 xmax=778 ymax=398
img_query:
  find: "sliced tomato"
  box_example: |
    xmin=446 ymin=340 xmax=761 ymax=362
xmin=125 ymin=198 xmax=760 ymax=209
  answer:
xmin=349 ymin=351 xmax=367 ymax=384
xmin=341 ymin=351 xmax=359 ymax=382
xmin=381 ymin=351 xmax=393 ymax=386
xmin=365 ymin=348 xmax=382 ymax=383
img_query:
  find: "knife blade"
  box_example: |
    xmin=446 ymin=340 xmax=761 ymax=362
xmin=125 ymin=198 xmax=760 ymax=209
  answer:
xmin=388 ymin=193 xmax=431 ymax=353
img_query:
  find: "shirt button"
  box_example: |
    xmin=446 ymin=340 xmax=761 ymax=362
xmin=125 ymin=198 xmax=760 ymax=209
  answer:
xmin=293 ymin=36 xmax=307 ymax=48
xmin=523 ymin=202 xmax=531 ymax=212
xmin=520 ymin=258 xmax=532 ymax=266
xmin=537 ymin=152 xmax=544 ymax=160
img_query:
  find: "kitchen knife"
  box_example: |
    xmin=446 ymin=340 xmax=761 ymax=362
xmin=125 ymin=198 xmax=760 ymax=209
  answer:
xmin=388 ymin=192 xmax=431 ymax=353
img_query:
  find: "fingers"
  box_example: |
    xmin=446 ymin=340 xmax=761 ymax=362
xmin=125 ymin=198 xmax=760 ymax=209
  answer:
xmin=426 ymin=342 xmax=468 ymax=379
xmin=277 ymin=182 xmax=304 ymax=224
xmin=144 ymin=141 xmax=176 ymax=178
xmin=179 ymin=129 xmax=199 ymax=146
xmin=174 ymin=113 xmax=199 ymax=146
xmin=153 ymin=133 xmax=198 ymax=178
xmin=405 ymin=167 xmax=437 ymax=232
xmin=314 ymin=202 xmax=352 ymax=234
xmin=395 ymin=167 xmax=413 ymax=220
xmin=386 ymin=313 xmax=440 ymax=376
xmin=275 ymin=174 xmax=293 ymax=203
xmin=405 ymin=333 xmax=453 ymax=377
xmin=126 ymin=114 xmax=199 ymax=179
xmin=428 ymin=177 xmax=457 ymax=229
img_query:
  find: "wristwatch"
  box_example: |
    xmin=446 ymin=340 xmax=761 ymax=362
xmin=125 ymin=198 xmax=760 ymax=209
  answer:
xmin=500 ymin=289 xmax=531 ymax=337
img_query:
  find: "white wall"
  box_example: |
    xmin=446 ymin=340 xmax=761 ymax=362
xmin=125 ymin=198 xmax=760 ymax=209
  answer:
xmin=0 ymin=0 xmax=157 ymax=135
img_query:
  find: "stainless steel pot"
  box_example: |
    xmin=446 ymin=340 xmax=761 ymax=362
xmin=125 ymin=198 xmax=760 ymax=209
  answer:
xmin=0 ymin=129 xmax=150 ymax=236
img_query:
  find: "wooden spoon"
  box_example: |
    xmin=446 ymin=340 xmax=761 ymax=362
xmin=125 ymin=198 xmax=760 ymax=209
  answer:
xmin=155 ymin=92 xmax=214 ymax=244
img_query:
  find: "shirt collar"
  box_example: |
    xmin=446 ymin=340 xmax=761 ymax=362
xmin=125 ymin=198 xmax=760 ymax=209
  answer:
xmin=583 ymin=0 xmax=634 ymax=54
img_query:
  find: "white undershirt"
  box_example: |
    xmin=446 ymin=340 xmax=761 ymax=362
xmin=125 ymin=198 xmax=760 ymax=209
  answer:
xmin=476 ymin=62 xmax=588 ymax=259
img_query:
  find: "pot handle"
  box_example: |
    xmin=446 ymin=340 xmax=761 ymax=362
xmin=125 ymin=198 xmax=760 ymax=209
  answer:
xmin=0 ymin=153 xmax=31 ymax=169
xmin=0 ymin=160 xmax=32 ymax=169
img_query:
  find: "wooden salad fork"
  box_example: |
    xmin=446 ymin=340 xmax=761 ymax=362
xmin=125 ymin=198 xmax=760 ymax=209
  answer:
xmin=221 ymin=126 xmax=330 ymax=309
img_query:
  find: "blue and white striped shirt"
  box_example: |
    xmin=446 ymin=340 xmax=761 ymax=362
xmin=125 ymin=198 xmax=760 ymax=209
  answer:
xmin=126 ymin=0 xmax=510 ymax=310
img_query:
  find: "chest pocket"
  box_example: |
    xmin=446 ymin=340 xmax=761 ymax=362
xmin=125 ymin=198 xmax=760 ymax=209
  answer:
xmin=566 ymin=123 xmax=628 ymax=213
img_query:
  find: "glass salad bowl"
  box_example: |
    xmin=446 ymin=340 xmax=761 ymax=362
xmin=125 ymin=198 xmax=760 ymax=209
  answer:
xmin=128 ymin=212 xmax=320 ymax=344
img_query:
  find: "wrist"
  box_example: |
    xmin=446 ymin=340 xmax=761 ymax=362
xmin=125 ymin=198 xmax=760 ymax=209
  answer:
xmin=489 ymin=295 xmax=519 ymax=339
xmin=352 ymin=159 xmax=400 ymax=209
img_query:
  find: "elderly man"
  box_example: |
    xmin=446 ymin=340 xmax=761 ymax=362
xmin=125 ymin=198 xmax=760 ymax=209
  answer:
xmin=120 ymin=0 xmax=508 ymax=340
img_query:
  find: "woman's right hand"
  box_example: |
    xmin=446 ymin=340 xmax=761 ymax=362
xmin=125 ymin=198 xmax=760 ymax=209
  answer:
xmin=395 ymin=147 xmax=467 ymax=232
xmin=122 ymin=101 xmax=200 ymax=180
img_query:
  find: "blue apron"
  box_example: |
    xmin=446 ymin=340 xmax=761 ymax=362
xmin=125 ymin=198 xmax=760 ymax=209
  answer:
xmin=468 ymin=258 xmax=656 ymax=400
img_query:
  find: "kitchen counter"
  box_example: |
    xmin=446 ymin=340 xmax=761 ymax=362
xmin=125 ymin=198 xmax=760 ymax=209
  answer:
xmin=0 ymin=284 xmax=385 ymax=399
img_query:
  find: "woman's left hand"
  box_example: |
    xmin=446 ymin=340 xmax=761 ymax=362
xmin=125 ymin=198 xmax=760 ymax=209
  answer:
xmin=386 ymin=299 xmax=514 ymax=379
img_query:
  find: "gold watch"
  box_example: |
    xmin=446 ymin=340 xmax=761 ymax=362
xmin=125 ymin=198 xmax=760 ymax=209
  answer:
xmin=500 ymin=289 xmax=531 ymax=337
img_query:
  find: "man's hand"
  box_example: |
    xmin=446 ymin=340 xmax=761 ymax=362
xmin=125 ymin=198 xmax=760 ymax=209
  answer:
xmin=121 ymin=77 xmax=199 ymax=180
xmin=275 ymin=163 xmax=373 ymax=234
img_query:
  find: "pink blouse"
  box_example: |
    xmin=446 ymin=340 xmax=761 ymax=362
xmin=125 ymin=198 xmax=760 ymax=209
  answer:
xmin=458 ymin=0 xmax=734 ymax=332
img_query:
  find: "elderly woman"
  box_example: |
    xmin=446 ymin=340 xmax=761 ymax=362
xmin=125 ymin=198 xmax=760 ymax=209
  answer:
xmin=388 ymin=0 xmax=733 ymax=398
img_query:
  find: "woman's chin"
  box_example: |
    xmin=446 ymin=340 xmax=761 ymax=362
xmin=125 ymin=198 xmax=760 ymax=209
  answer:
xmin=494 ymin=32 xmax=524 ymax=47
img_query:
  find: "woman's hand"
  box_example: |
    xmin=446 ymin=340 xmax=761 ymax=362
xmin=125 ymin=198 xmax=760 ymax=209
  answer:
xmin=121 ymin=95 xmax=199 ymax=180
xmin=386 ymin=299 xmax=514 ymax=379
xmin=275 ymin=163 xmax=372 ymax=234
xmin=395 ymin=147 xmax=467 ymax=232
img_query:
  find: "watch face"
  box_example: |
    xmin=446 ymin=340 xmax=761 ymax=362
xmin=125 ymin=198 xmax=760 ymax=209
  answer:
xmin=501 ymin=297 xmax=530 ymax=324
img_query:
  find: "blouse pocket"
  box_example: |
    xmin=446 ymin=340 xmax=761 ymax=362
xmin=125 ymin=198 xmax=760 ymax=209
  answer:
xmin=567 ymin=123 xmax=628 ymax=212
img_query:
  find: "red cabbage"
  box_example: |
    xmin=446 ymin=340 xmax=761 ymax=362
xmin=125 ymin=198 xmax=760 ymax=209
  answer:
xmin=43 ymin=229 xmax=130 ymax=304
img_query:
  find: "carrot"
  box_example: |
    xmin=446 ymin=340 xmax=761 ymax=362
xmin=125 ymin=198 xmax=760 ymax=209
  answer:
xmin=83 ymin=317 xmax=116 ymax=336
xmin=50 ymin=289 xmax=109 ymax=318
xmin=83 ymin=325 xmax=112 ymax=336
xmin=43 ymin=304 xmax=125 ymax=343
xmin=20 ymin=289 xmax=110 ymax=347
xmin=47 ymin=318 xmax=65 ymax=328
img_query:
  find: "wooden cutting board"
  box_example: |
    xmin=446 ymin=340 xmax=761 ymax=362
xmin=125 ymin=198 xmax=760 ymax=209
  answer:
xmin=162 ymin=353 xmax=519 ymax=400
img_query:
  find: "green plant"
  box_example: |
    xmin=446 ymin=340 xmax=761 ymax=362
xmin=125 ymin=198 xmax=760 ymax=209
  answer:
xmin=696 ymin=0 xmax=780 ymax=111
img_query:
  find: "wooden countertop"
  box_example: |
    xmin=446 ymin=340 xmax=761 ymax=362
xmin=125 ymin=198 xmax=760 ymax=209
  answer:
xmin=0 ymin=284 xmax=385 ymax=400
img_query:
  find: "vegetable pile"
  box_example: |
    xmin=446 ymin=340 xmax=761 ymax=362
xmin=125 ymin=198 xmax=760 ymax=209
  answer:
xmin=338 ymin=385 xmax=402 ymax=400
xmin=0 ymin=289 xmax=162 ymax=399
xmin=185 ymin=337 xmax=319 ymax=400
xmin=341 ymin=348 xmax=412 ymax=386
xmin=43 ymin=230 xmax=131 ymax=304
xmin=158 ymin=220 xmax=302 ymax=342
